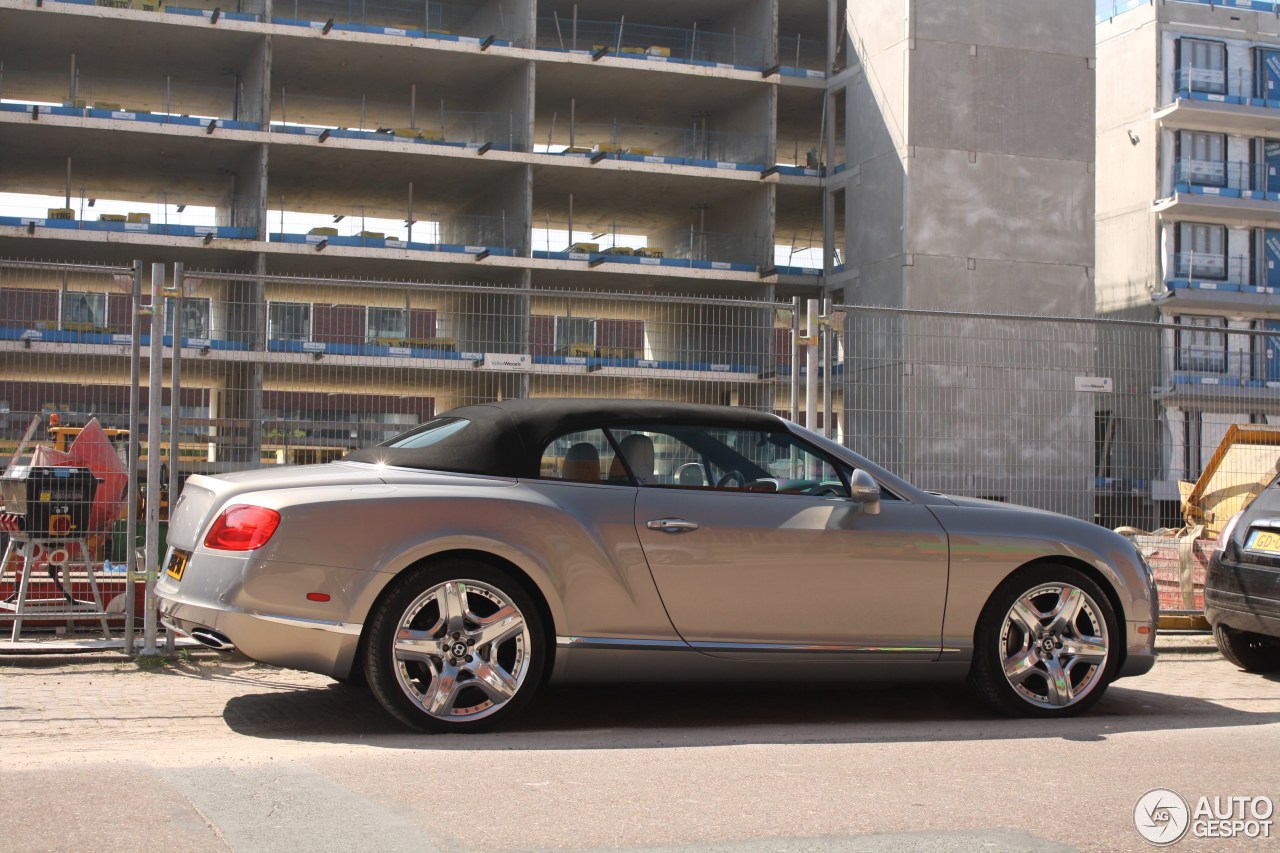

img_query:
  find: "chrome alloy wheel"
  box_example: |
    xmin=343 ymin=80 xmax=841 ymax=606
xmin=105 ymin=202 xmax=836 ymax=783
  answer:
xmin=999 ymin=583 xmax=1110 ymax=710
xmin=391 ymin=579 xmax=532 ymax=724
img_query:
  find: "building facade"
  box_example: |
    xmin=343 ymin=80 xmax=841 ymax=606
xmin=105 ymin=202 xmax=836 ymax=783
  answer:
xmin=1098 ymin=0 xmax=1280 ymax=515
xmin=0 ymin=0 xmax=1096 ymax=511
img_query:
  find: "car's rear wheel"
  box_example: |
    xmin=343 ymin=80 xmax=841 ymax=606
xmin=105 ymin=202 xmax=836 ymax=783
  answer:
xmin=364 ymin=560 xmax=545 ymax=733
xmin=1213 ymin=623 xmax=1280 ymax=672
xmin=970 ymin=565 xmax=1119 ymax=717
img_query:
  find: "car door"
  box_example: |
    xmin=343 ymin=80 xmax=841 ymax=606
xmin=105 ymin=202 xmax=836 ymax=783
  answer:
xmin=621 ymin=423 xmax=950 ymax=661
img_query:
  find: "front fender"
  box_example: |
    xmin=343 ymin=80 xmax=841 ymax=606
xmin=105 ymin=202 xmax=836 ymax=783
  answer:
xmin=930 ymin=505 xmax=1157 ymax=659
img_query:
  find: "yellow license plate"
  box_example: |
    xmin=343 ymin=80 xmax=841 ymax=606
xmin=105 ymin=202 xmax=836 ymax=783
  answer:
xmin=1246 ymin=529 xmax=1280 ymax=555
xmin=165 ymin=550 xmax=189 ymax=581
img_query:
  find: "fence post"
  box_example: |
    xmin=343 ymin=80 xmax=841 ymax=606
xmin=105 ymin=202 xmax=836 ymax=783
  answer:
xmin=142 ymin=262 xmax=164 ymax=655
xmin=165 ymin=262 xmax=184 ymax=654
xmin=822 ymin=298 xmax=834 ymax=438
xmin=806 ymin=299 xmax=819 ymax=470
xmin=790 ymin=296 xmax=801 ymax=426
xmin=123 ymin=261 xmax=143 ymax=654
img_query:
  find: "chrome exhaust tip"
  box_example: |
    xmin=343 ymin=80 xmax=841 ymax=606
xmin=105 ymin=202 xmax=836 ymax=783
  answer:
xmin=190 ymin=627 xmax=236 ymax=651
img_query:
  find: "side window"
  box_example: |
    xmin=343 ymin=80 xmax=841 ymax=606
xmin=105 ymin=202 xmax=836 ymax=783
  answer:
xmin=539 ymin=429 xmax=616 ymax=483
xmin=611 ymin=424 xmax=851 ymax=497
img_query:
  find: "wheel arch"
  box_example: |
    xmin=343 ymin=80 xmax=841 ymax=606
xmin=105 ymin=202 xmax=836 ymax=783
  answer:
xmin=980 ymin=555 xmax=1129 ymax=672
xmin=349 ymin=548 xmax=559 ymax=685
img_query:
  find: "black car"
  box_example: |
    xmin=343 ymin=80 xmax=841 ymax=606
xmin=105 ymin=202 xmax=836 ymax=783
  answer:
xmin=1206 ymin=479 xmax=1280 ymax=671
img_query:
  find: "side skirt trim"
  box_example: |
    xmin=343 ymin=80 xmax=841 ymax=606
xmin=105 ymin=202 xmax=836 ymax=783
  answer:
xmin=556 ymin=636 xmax=957 ymax=656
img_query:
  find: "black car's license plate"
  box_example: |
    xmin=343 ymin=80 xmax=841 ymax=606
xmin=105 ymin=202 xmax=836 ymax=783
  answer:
xmin=1245 ymin=529 xmax=1280 ymax=556
xmin=165 ymin=550 xmax=190 ymax=581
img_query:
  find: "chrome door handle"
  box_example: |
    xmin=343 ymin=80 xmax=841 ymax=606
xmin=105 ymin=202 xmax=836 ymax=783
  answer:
xmin=646 ymin=518 xmax=700 ymax=533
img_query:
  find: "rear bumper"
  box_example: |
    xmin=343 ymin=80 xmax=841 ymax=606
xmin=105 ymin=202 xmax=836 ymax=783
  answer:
xmin=1205 ymin=598 xmax=1280 ymax=638
xmin=1206 ymin=556 xmax=1280 ymax=638
xmin=158 ymin=593 xmax=362 ymax=679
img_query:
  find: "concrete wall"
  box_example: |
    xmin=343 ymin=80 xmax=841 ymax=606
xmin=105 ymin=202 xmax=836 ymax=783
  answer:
xmin=841 ymin=0 xmax=1095 ymax=515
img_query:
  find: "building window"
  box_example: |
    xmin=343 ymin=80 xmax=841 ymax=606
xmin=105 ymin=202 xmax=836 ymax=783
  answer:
xmin=268 ymin=302 xmax=311 ymax=341
xmin=555 ymin=316 xmax=595 ymax=355
xmin=165 ymin=297 xmax=211 ymax=339
xmin=60 ymin=291 xmax=106 ymax=331
xmin=367 ymin=307 xmax=407 ymax=343
xmin=1178 ymin=131 xmax=1227 ymax=188
xmin=1174 ymin=222 xmax=1227 ymax=280
xmin=1175 ymin=315 xmax=1228 ymax=373
xmin=1178 ymin=37 xmax=1226 ymax=95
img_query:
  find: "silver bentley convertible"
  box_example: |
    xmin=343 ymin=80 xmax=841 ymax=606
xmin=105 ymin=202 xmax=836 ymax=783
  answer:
xmin=158 ymin=399 xmax=1157 ymax=732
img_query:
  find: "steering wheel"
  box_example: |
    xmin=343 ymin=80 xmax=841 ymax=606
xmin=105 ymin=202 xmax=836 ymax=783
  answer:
xmin=715 ymin=470 xmax=746 ymax=489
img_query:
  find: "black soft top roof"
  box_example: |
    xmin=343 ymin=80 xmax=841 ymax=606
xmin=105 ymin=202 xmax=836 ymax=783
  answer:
xmin=344 ymin=398 xmax=785 ymax=478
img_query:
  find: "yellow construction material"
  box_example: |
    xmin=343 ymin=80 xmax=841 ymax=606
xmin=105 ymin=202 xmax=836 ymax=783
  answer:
xmin=568 ymin=242 xmax=599 ymax=254
xmin=126 ymin=212 xmax=151 ymax=224
xmin=647 ymin=46 xmax=671 ymax=57
xmin=94 ymin=102 xmax=122 ymax=112
xmin=605 ymin=246 xmax=634 ymax=256
xmin=635 ymin=247 xmax=664 ymax=258
xmin=403 ymin=337 xmax=455 ymax=351
xmin=47 ymin=208 xmax=74 ymax=220
xmin=357 ymin=231 xmax=385 ymax=239
xmin=308 ymin=226 xmax=339 ymax=237
xmin=627 ymin=147 xmax=654 ymax=156
xmin=566 ymin=344 xmax=595 ymax=358
xmin=1181 ymin=423 xmax=1280 ymax=535
xmin=63 ymin=98 xmax=87 ymax=109
xmin=98 ymin=214 xmax=127 ymax=223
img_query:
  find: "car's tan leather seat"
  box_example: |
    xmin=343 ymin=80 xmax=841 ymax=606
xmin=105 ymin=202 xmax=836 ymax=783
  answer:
xmin=609 ymin=434 xmax=656 ymax=484
xmin=561 ymin=442 xmax=600 ymax=482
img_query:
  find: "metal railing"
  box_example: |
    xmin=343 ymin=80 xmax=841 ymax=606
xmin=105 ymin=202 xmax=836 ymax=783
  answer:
xmin=271 ymin=0 xmax=510 ymax=40
xmin=0 ymin=71 xmax=250 ymax=127
xmin=534 ymin=16 xmax=769 ymax=69
xmin=272 ymin=91 xmax=523 ymax=150
xmin=266 ymin=204 xmax=521 ymax=253
xmin=1171 ymin=253 xmax=1255 ymax=284
xmin=0 ymin=191 xmax=258 ymax=238
xmin=1173 ymin=158 xmax=1268 ymax=193
xmin=537 ymin=120 xmax=770 ymax=167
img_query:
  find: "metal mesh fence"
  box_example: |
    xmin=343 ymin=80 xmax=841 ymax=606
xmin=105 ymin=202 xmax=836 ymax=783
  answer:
xmin=6 ymin=256 xmax=1278 ymax=635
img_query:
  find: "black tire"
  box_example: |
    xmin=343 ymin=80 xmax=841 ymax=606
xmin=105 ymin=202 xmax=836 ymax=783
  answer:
xmin=364 ymin=560 xmax=546 ymax=733
xmin=969 ymin=564 xmax=1120 ymax=718
xmin=1213 ymin=624 xmax=1280 ymax=673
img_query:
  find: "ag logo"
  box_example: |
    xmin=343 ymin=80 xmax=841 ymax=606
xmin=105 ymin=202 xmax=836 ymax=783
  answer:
xmin=1135 ymin=789 xmax=1191 ymax=845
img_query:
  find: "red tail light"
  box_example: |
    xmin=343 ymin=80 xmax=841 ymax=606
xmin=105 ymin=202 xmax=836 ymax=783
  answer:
xmin=203 ymin=505 xmax=281 ymax=551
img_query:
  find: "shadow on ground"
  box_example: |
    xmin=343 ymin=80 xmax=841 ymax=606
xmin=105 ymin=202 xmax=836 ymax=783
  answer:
xmin=217 ymin=661 xmax=1280 ymax=750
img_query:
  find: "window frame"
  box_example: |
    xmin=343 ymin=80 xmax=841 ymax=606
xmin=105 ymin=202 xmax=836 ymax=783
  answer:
xmin=1177 ymin=130 xmax=1228 ymax=188
xmin=267 ymin=300 xmax=312 ymax=342
xmin=59 ymin=290 xmax=107 ymax=331
xmin=1178 ymin=37 xmax=1227 ymax=96
xmin=1174 ymin=222 xmax=1228 ymax=281
xmin=367 ymin=306 xmax=408 ymax=344
xmin=1174 ymin=315 xmax=1229 ymax=374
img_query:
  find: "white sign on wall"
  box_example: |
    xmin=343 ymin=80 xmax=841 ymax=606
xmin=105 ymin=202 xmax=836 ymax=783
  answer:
xmin=1074 ymin=376 xmax=1114 ymax=393
xmin=484 ymin=353 xmax=530 ymax=371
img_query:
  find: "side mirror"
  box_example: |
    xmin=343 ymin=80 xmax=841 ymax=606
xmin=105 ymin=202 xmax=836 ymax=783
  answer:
xmin=848 ymin=469 xmax=881 ymax=515
xmin=675 ymin=462 xmax=707 ymax=487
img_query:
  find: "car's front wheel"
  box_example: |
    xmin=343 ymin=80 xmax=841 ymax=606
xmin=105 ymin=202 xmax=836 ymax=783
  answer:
xmin=364 ymin=560 xmax=546 ymax=733
xmin=1213 ymin=623 xmax=1280 ymax=672
xmin=970 ymin=565 xmax=1119 ymax=717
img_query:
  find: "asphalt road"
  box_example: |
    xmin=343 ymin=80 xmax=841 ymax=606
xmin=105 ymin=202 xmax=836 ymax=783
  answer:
xmin=0 ymin=637 xmax=1276 ymax=853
